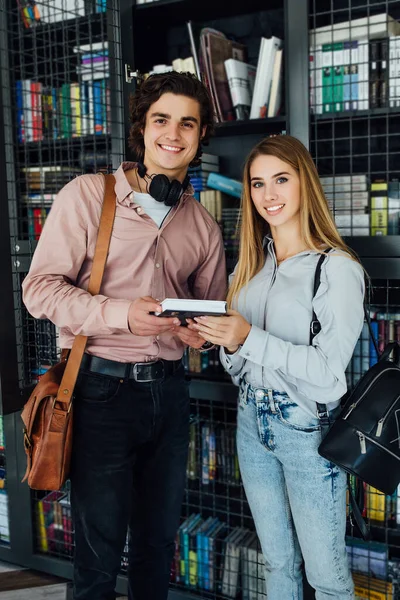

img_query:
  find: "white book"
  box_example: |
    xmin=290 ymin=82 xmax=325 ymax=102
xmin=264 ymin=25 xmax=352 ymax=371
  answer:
xmin=325 ymin=191 xmax=369 ymax=203
xmin=22 ymin=80 xmax=33 ymax=142
xmin=154 ymin=298 xmax=227 ymax=322
xmin=73 ymin=41 xmax=109 ymax=54
xmin=320 ymin=174 xmax=367 ymax=185
xmin=315 ymin=45 xmax=323 ymax=114
xmin=267 ymin=48 xmax=283 ymax=117
xmin=310 ymin=13 xmax=400 ymax=47
xmin=250 ymin=36 xmax=283 ymax=119
xmin=338 ymin=228 xmax=369 ymax=236
xmin=224 ymin=59 xmax=256 ymax=120
xmin=334 ymin=213 xmax=370 ymax=227
xmin=322 ymin=182 xmax=368 ymax=192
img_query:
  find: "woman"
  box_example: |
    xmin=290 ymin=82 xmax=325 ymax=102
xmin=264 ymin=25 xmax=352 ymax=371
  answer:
xmin=189 ymin=135 xmax=364 ymax=599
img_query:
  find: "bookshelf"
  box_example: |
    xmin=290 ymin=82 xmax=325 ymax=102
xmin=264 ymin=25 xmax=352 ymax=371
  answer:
xmin=0 ymin=0 xmax=399 ymax=599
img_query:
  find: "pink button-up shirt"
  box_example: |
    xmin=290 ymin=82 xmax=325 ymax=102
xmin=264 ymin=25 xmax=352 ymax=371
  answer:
xmin=22 ymin=162 xmax=227 ymax=363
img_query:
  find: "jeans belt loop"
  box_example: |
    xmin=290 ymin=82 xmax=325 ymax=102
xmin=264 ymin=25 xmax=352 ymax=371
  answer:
xmin=267 ymin=388 xmax=278 ymax=413
xmin=244 ymin=380 xmax=250 ymax=405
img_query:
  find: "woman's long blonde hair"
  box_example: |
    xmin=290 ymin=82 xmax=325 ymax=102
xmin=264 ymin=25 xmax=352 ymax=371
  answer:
xmin=227 ymin=135 xmax=361 ymax=307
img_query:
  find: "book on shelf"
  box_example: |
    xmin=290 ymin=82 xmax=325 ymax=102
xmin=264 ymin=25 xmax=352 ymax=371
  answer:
xmin=18 ymin=0 xmax=106 ymax=28
xmin=370 ymin=180 xmax=388 ymax=236
xmin=224 ymin=59 xmax=257 ymax=121
xmin=309 ymin=13 xmax=400 ymax=46
xmin=250 ymin=36 xmax=283 ymax=119
xmin=221 ymin=528 xmax=250 ymax=598
xmin=16 ymin=77 xmax=110 ymax=142
xmin=172 ymin=57 xmax=196 ymax=75
xmin=207 ymin=172 xmax=242 ymax=199
xmin=310 ymin=13 xmax=400 ymax=114
xmin=199 ymin=28 xmax=247 ymax=123
xmin=143 ymin=26 xmax=283 ymax=124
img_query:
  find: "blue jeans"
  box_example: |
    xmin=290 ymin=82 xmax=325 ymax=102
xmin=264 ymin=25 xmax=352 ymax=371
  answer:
xmin=237 ymin=382 xmax=354 ymax=600
xmin=70 ymin=363 xmax=190 ymax=600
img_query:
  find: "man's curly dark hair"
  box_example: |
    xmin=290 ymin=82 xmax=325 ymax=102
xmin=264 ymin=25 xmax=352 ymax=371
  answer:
xmin=128 ymin=72 xmax=215 ymax=168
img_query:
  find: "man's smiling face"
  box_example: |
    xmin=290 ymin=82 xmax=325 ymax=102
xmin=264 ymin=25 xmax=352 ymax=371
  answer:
xmin=142 ymin=92 xmax=205 ymax=182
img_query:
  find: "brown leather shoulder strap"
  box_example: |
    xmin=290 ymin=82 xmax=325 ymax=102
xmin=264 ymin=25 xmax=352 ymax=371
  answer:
xmin=56 ymin=173 xmax=117 ymax=404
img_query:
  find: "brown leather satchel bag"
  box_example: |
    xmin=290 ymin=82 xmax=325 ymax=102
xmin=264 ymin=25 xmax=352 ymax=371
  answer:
xmin=21 ymin=174 xmax=117 ymax=490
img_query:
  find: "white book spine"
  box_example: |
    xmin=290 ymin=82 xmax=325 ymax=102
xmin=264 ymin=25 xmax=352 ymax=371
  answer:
xmin=361 ymin=41 xmax=369 ymax=110
xmin=250 ymin=37 xmax=282 ymax=119
xmin=389 ymin=37 xmax=396 ymax=108
xmin=320 ymin=174 xmax=367 ymax=185
xmin=350 ymin=42 xmax=359 ymax=111
xmin=315 ymin=45 xmax=323 ymax=114
xmin=396 ymin=37 xmax=400 ymax=108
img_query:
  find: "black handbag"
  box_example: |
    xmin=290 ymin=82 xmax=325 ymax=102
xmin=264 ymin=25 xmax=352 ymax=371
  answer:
xmin=310 ymin=252 xmax=400 ymax=539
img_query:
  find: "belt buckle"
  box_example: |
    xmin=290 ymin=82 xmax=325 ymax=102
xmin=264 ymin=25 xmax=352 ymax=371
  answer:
xmin=132 ymin=360 xmax=163 ymax=382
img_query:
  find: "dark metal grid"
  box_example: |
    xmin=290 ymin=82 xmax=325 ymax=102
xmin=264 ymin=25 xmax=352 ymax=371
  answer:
xmin=309 ymin=1 xmax=400 ymax=239
xmin=309 ymin=2 xmax=400 ymax=598
xmin=3 ymin=0 xmax=124 ymax=394
xmin=1 ymin=0 xmax=124 ymax=560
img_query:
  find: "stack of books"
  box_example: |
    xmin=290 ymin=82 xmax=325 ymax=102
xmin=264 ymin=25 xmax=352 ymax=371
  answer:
xmin=309 ymin=13 xmax=400 ymax=114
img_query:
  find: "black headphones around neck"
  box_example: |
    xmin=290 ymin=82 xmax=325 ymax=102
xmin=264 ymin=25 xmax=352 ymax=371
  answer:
xmin=137 ymin=162 xmax=190 ymax=207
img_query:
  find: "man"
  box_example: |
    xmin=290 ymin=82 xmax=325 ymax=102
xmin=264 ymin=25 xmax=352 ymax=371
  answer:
xmin=22 ymin=72 xmax=226 ymax=600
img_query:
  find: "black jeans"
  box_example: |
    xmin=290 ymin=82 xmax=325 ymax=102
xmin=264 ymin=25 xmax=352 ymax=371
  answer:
xmin=69 ymin=362 xmax=190 ymax=600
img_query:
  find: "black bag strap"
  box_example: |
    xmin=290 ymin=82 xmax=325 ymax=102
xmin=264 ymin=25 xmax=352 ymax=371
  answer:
xmin=310 ymin=251 xmax=379 ymax=354
xmin=310 ymin=248 xmax=371 ymax=541
xmin=310 ymin=251 xmax=333 ymax=432
xmin=348 ymin=481 xmax=370 ymax=541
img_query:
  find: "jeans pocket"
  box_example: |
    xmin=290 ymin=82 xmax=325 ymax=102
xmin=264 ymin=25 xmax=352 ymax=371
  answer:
xmin=75 ymin=371 xmax=121 ymax=404
xmin=278 ymin=402 xmax=321 ymax=432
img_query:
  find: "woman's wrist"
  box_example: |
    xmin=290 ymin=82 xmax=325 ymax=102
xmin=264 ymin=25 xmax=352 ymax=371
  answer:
xmin=225 ymin=345 xmax=240 ymax=354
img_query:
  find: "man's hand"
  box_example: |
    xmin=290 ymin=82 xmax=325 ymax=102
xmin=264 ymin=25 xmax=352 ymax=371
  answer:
xmin=128 ymin=296 xmax=179 ymax=336
xmin=172 ymin=319 xmax=205 ymax=350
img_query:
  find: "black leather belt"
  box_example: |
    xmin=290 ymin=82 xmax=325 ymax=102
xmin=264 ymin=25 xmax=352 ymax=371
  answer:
xmin=80 ymin=354 xmax=182 ymax=383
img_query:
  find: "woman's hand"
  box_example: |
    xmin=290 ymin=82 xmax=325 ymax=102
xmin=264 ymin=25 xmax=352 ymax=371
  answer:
xmin=188 ymin=309 xmax=251 ymax=353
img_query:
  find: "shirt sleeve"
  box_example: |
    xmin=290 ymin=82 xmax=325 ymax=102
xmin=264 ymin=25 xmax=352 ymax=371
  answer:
xmin=191 ymin=222 xmax=227 ymax=301
xmin=237 ymin=255 xmax=365 ymax=402
xmin=22 ymin=175 xmax=132 ymax=337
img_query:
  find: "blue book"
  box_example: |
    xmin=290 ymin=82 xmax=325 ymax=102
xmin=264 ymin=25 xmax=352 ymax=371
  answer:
xmin=207 ymin=172 xmax=242 ymax=199
xmin=179 ymin=514 xmax=197 ymax=582
xmin=198 ymin=517 xmax=218 ymax=588
xmin=16 ymin=80 xmax=24 ymax=143
xmin=369 ymin=320 xmax=379 ymax=367
xmin=183 ymin=514 xmax=201 ymax=586
xmin=93 ymin=81 xmax=103 ymax=134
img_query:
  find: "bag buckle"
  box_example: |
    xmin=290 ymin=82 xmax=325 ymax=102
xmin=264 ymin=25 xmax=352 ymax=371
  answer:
xmin=317 ymin=407 xmax=329 ymax=420
xmin=23 ymin=429 xmax=32 ymax=450
xmin=52 ymin=397 xmax=73 ymax=413
xmin=310 ymin=321 xmax=321 ymax=335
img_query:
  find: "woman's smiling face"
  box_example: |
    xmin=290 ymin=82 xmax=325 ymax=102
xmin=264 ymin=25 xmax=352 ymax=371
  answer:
xmin=249 ymin=154 xmax=301 ymax=231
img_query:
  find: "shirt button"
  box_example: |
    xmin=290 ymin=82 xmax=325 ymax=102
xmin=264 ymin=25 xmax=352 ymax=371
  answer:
xmin=255 ymin=389 xmax=264 ymax=400
xmin=156 ymin=335 xmax=160 ymax=340
xmin=137 ymin=207 xmax=142 ymax=213
xmin=155 ymin=263 xmax=160 ymax=268
xmin=129 ymin=192 xmax=133 ymax=199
